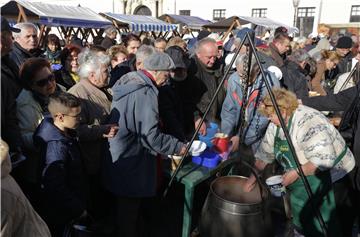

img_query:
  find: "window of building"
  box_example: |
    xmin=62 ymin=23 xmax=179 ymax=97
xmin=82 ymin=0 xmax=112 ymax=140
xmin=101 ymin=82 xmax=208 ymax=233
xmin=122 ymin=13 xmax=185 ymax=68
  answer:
xmin=179 ymin=10 xmax=191 ymax=16
xmin=350 ymin=5 xmax=360 ymax=22
xmin=252 ymin=8 xmax=267 ymax=18
xmin=213 ymin=9 xmax=226 ymax=21
xmin=296 ymin=7 xmax=316 ymax=37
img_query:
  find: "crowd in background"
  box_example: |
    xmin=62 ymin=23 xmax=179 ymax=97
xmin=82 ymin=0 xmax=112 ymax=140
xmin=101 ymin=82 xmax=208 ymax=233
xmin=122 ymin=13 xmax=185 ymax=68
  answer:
xmin=1 ymin=15 xmax=360 ymax=237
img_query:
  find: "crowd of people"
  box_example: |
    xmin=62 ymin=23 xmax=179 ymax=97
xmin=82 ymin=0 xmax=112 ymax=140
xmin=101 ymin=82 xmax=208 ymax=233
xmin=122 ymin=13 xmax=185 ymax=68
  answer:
xmin=1 ymin=15 xmax=360 ymax=237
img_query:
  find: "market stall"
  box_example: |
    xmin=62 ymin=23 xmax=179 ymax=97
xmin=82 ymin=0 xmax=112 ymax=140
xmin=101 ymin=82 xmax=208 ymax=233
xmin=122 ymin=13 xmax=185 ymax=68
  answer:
xmin=1 ymin=0 xmax=112 ymax=46
xmin=159 ymin=14 xmax=212 ymax=37
xmin=203 ymin=15 xmax=299 ymax=40
xmin=100 ymin=12 xmax=177 ymax=38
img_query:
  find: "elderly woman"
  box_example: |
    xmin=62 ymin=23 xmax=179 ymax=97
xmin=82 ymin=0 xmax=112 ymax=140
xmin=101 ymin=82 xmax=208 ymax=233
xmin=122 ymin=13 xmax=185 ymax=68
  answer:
xmin=68 ymin=49 xmax=118 ymax=218
xmin=311 ymin=50 xmax=341 ymax=95
xmin=54 ymin=44 xmax=82 ymax=90
xmin=220 ymin=54 xmax=280 ymax=151
xmin=281 ymin=49 xmax=311 ymax=99
xmin=16 ymin=58 xmax=62 ymax=192
xmin=245 ymin=88 xmax=355 ymax=237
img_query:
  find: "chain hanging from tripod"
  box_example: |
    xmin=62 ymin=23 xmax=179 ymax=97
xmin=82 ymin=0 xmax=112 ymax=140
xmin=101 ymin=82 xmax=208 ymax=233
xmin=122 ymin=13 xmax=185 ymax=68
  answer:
xmin=238 ymin=46 xmax=251 ymax=141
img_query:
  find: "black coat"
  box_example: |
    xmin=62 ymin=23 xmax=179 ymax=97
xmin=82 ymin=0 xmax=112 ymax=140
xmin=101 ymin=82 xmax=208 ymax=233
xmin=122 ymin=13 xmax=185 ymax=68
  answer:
xmin=109 ymin=57 xmax=136 ymax=88
xmin=100 ymin=36 xmax=116 ymax=49
xmin=187 ymin=56 xmax=225 ymax=122
xmin=158 ymin=83 xmax=186 ymax=141
xmin=281 ymin=60 xmax=309 ymax=99
xmin=9 ymin=42 xmax=44 ymax=68
xmin=54 ymin=69 xmax=77 ymax=90
xmin=1 ymin=55 xmax=22 ymax=152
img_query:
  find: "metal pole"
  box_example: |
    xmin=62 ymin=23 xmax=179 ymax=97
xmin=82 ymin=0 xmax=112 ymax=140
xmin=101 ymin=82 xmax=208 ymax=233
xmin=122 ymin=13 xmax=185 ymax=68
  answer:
xmin=245 ymin=32 xmax=328 ymax=237
xmin=339 ymin=62 xmax=358 ymax=92
xmin=163 ymin=36 xmax=248 ymax=197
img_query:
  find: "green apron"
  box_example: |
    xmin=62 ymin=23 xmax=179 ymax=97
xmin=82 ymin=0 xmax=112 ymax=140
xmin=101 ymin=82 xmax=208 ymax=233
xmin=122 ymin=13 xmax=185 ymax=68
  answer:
xmin=274 ymin=115 xmax=344 ymax=237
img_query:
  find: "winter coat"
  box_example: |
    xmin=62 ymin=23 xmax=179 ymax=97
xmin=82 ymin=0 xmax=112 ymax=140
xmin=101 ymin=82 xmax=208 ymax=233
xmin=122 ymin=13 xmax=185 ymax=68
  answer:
xmin=158 ymin=83 xmax=186 ymax=141
xmin=104 ymin=71 xmax=184 ymax=197
xmin=281 ymin=60 xmax=309 ymax=99
xmin=16 ymin=89 xmax=45 ymax=151
xmin=302 ymin=83 xmax=360 ymax=189
xmin=187 ymin=56 xmax=225 ymax=123
xmin=100 ymin=36 xmax=116 ymax=49
xmin=109 ymin=56 xmax=136 ymax=88
xmin=1 ymin=140 xmax=51 ymax=237
xmin=256 ymin=105 xmax=355 ymax=183
xmin=54 ymin=69 xmax=78 ymax=90
xmin=33 ymin=117 xmax=87 ymax=226
xmin=68 ymin=79 xmax=112 ymax=174
xmin=269 ymin=43 xmax=286 ymax=67
xmin=311 ymin=60 xmax=328 ymax=95
xmin=220 ymin=70 xmax=280 ymax=147
xmin=1 ymin=55 xmax=22 ymax=152
xmin=9 ymin=42 xmax=43 ymax=68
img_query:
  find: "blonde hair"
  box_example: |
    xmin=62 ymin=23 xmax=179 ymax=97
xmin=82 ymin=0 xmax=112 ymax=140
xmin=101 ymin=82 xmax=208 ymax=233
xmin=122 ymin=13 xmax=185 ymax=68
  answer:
xmin=259 ymin=88 xmax=299 ymax=117
xmin=166 ymin=36 xmax=187 ymax=50
xmin=320 ymin=50 xmax=341 ymax=62
xmin=317 ymin=24 xmax=330 ymax=36
xmin=107 ymin=45 xmax=128 ymax=60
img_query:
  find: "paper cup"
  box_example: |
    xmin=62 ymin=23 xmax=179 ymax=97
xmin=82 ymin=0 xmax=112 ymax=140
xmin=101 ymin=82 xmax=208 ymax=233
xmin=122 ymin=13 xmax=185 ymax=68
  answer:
xmin=170 ymin=155 xmax=182 ymax=171
xmin=266 ymin=175 xmax=286 ymax=197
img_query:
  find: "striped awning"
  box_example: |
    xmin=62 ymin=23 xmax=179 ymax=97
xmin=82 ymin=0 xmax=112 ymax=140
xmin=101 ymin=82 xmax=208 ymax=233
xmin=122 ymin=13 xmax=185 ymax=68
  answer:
xmin=1 ymin=0 xmax=112 ymax=28
xmin=101 ymin=13 xmax=177 ymax=32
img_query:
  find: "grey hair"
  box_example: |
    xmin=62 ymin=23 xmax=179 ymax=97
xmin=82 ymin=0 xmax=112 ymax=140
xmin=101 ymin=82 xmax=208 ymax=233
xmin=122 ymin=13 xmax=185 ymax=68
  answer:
xmin=78 ymin=48 xmax=110 ymax=80
xmin=104 ymin=26 xmax=117 ymax=36
xmin=288 ymin=49 xmax=310 ymax=64
xmin=235 ymin=53 xmax=256 ymax=68
xmin=194 ymin=37 xmax=217 ymax=54
xmin=136 ymin=45 xmax=156 ymax=63
xmin=233 ymin=38 xmax=242 ymax=47
xmin=12 ymin=22 xmax=38 ymax=38
xmin=296 ymin=37 xmax=307 ymax=44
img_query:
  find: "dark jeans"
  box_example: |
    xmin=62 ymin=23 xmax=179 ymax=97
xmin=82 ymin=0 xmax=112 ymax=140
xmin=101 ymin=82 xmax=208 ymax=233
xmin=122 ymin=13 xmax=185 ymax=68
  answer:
xmin=116 ymin=196 xmax=158 ymax=237
xmin=333 ymin=171 xmax=360 ymax=237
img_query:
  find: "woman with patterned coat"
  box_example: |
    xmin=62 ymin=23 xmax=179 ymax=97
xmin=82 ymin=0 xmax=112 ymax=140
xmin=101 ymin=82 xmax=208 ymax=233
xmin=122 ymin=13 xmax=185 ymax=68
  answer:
xmin=245 ymin=88 xmax=355 ymax=237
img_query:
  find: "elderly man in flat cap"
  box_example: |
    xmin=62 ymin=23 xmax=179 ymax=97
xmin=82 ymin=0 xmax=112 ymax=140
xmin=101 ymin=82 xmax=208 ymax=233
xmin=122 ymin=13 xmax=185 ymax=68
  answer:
xmin=104 ymin=52 xmax=187 ymax=237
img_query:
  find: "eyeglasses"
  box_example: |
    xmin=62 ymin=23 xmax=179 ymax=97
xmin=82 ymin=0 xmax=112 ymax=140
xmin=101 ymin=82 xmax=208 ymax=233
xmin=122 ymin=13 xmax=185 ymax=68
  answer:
xmin=34 ymin=74 xmax=55 ymax=87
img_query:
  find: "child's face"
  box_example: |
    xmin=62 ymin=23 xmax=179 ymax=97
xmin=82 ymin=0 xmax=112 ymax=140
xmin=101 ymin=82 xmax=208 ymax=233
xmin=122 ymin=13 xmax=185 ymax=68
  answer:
xmin=62 ymin=106 xmax=81 ymax=129
xmin=48 ymin=42 xmax=57 ymax=52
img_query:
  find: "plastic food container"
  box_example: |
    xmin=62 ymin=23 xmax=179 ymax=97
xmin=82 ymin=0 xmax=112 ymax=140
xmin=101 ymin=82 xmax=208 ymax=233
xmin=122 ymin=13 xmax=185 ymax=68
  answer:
xmin=192 ymin=150 xmax=221 ymax=168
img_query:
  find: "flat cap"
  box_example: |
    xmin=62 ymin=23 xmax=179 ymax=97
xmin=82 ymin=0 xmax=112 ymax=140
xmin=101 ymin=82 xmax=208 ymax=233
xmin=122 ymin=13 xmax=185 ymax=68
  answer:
xmin=144 ymin=52 xmax=175 ymax=71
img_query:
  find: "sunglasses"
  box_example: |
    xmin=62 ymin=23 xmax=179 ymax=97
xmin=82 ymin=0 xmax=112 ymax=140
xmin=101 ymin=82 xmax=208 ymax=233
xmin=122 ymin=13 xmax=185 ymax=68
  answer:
xmin=34 ymin=74 xmax=55 ymax=87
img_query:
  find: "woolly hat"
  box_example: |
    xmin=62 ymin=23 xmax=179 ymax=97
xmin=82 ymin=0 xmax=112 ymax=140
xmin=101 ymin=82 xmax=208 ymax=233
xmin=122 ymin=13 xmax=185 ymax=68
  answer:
xmin=336 ymin=36 xmax=353 ymax=49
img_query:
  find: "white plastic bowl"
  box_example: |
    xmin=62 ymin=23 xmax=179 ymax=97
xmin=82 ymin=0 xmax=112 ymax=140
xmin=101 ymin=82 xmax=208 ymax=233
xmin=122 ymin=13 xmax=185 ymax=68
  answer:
xmin=189 ymin=140 xmax=207 ymax=156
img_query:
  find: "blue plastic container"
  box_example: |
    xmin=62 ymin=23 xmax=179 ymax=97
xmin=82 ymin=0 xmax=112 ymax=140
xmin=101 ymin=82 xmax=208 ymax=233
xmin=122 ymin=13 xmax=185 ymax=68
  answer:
xmin=198 ymin=135 xmax=213 ymax=148
xmin=192 ymin=150 xmax=221 ymax=168
xmin=198 ymin=122 xmax=218 ymax=148
xmin=206 ymin=122 xmax=218 ymax=138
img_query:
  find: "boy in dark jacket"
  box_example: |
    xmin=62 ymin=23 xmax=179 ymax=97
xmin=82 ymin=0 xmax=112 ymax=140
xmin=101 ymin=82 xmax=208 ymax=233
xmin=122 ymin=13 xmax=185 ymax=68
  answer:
xmin=34 ymin=91 xmax=87 ymax=237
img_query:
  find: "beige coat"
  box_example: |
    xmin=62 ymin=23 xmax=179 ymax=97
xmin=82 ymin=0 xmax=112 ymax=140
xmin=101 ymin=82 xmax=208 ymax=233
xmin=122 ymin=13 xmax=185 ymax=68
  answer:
xmin=68 ymin=79 xmax=112 ymax=174
xmin=1 ymin=140 xmax=51 ymax=237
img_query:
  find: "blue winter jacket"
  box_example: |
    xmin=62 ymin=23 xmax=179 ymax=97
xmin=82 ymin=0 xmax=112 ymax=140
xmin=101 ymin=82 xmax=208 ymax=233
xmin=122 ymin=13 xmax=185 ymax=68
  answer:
xmin=33 ymin=117 xmax=86 ymax=225
xmin=221 ymin=70 xmax=280 ymax=147
xmin=104 ymin=71 xmax=184 ymax=197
